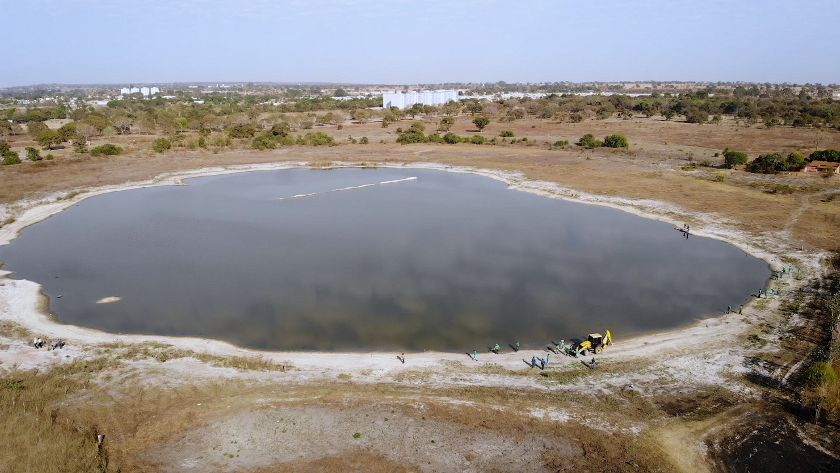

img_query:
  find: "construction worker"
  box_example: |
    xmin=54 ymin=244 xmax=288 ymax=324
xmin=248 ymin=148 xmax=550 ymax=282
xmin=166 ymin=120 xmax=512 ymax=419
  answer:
xmin=739 ymin=305 xmax=743 ymax=315
xmin=590 ymin=357 xmax=596 ymax=369
xmin=493 ymin=343 xmax=500 ymax=354
xmin=515 ymin=341 xmax=520 ymax=351
xmin=727 ymin=305 xmax=731 ymax=314
xmin=472 ymin=350 xmax=478 ymax=361
xmin=560 ymin=339 xmax=566 ymax=350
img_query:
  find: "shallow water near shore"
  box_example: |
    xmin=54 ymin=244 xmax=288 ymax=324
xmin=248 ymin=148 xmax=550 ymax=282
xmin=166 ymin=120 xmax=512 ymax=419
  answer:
xmin=0 ymin=168 xmax=769 ymax=350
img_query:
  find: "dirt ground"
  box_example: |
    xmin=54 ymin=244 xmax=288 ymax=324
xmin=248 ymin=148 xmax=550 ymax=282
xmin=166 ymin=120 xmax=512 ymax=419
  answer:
xmin=1 ymin=116 xmax=839 ymax=472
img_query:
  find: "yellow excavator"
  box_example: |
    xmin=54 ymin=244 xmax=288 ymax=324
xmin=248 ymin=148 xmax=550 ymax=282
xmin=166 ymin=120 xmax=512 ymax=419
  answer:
xmin=575 ymin=330 xmax=613 ymax=354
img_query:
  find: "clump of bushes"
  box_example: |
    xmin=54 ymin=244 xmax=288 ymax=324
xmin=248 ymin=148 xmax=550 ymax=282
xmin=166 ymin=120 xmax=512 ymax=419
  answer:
xmin=553 ymin=140 xmax=570 ymax=148
xmin=151 ymin=138 xmax=171 ymax=153
xmin=805 ymin=362 xmax=837 ymax=385
xmin=90 ymin=144 xmax=123 ymax=157
xmin=746 ymin=152 xmax=807 ymax=174
xmin=576 ymin=133 xmax=629 ymax=149
xmin=296 ymin=131 xmax=335 ymax=146
xmin=2 ymin=150 xmax=21 ymax=165
xmin=500 ymin=130 xmax=515 ymax=137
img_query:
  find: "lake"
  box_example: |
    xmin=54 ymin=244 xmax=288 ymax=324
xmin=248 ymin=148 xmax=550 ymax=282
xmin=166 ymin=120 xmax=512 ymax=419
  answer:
xmin=0 ymin=168 xmax=769 ymax=351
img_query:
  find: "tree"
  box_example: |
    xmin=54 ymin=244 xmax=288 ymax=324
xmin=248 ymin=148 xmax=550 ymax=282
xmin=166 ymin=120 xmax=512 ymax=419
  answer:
xmin=25 ymin=146 xmax=42 ymax=161
xmin=809 ymin=149 xmax=840 ymax=162
xmin=465 ymin=101 xmax=483 ymax=116
xmin=57 ymin=122 xmax=77 ymax=141
xmin=786 ymin=152 xmax=807 ymax=171
xmin=175 ymin=117 xmax=189 ymax=133
xmin=0 ymin=141 xmax=9 ymax=154
xmin=442 ymin=101 xmax=461 ymax=116
xmin=746 ymin=152 xmax=788 ymax=174
xmin=35 ymin=129 xmax=62 ymax=149
xmin=112 ymin=116 xmax=133 ymax=135
xmin=603 ymin=134 xmax=629 ymax=148
xmin=152 ymin=138 xmax=172 ymax=153
xmin=438 ymin=116 xmax=456 ymax=132
xmin=27 ymin=121 xmax=48 ymax=138
xmin=685 ymin=109 xmax=709 ymax=124
xmin=407 ymin=103 xmax=424 ymax=119
xmin=662 ymin=109 xmax=676 ymax=121
xmin=334 ymin=88 xmax=348 ymax=97
xmin=0 ymin=121 xmax=11 ymax=136
xmin=472 ymin=117 xmax=490 ymax=132
xmin=723 ymin=148 xmax=749 ymax=168
xmin=74 ymin=123 xmax=99 ymax=142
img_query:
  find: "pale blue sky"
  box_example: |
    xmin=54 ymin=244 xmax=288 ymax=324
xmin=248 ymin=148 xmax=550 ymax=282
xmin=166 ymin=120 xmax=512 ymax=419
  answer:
xmin=2 ymin=0 xmax=838 ymax=87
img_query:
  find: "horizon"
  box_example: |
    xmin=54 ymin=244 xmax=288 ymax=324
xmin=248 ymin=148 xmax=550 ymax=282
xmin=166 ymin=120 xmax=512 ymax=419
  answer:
xmin=3 ymin=0 xmax=838 ymax=88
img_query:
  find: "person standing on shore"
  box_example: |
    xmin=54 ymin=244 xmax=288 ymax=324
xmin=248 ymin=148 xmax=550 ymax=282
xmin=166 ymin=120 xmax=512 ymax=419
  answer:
xmin=739 ymin=305 xmax=743 ymax=314
xmin=515 ymin=341 xmax=520 ymax=352
xmin=531 ymin=356 xmax=537 ymax=368
xmin=540 ymin=358 xmax=546 ymax=370
xmin=727 ymin=305 xmax=731 ymax=314
xmin=473 ymin=350 xmax=478 ymax=361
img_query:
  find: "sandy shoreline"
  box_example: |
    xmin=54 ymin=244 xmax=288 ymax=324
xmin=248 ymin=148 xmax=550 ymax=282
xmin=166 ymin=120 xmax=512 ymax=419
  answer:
xmin=0 ymin=160 xmax=827 ymax=370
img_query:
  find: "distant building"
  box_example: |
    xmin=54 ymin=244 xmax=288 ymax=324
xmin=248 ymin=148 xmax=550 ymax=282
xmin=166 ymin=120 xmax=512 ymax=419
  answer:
xmin=803 ymin=161 xmax=839 ymax=175
xmin=120 ymin=87 xmax=130 ymax=94
xmin=140 ymin=87 xmax=150 ymax=96
xmin=130 ymin=87 xmax=140 ymax=94
xmin=382 ymin=90 xmax=458 ymax=109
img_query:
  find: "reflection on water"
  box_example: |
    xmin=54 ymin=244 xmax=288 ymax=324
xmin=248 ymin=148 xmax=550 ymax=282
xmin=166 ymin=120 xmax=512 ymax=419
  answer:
xmin=0 ymin=168 xmax=769 ymax=350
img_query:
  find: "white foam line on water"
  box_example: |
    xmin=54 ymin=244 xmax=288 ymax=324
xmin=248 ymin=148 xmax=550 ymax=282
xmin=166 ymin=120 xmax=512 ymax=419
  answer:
xmin=380 ymin=177 xmax=417 ymax=185
xmin=277 ymin=177 xmax=416 ymax=200
xmin=333 ymin=184 xmax=375 ymax=192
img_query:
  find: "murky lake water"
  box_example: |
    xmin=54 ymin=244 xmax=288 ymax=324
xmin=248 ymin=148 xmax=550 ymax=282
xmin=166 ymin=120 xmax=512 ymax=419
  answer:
xmin=0 ymin=168 xmax=769 ymax=350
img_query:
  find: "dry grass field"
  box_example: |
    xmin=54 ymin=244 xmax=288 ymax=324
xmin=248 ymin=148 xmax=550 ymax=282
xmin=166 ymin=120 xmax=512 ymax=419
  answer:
xmin=1 ymin=114 xmax=840 ymax=472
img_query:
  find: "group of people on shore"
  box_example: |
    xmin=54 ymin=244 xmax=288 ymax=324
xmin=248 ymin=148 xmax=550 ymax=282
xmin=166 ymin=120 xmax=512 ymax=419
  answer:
xmin=32 ymin=337 xmax=65 ymax=350
xmin=468 ymin=332 xmax=609 ymax=370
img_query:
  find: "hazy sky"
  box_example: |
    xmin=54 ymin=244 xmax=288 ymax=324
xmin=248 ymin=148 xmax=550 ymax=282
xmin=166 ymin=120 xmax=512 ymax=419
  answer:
xmin=3 ymin=0 xmax=838 ymax=87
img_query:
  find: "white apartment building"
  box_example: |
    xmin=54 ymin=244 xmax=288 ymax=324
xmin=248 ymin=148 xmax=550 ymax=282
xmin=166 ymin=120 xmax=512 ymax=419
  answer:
xmin=120 ymin=86 xmax=160 ymax=96
xmin=382 ymin=90 xmax=458 ymax=109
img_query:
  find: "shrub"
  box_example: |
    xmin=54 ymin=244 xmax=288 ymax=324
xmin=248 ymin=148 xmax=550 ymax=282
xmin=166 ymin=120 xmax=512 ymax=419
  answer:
xmin=252 ymin=134 xmax=275 ymax=150
xmin=225 ymin=123 xmax=256 ymax=138
xmin=699 ymin=160 xmax=712 ymax=167
xmin=443 ymin=132 xmax=462 ymax=144
xmin=90 ymin=143 xmax=123 ymax=156
xmin=2 ymin=150 xmax=21 ymax=165
xmin=360 ymin=136 xmax=369 ymax=144
xmin=805 ymin=362 xmax=837 ymax=385
xmin=603 ymin=133 xmax=629 ymax=148
xmin=772 ymin=184 xmax=795 ymax=194
xmin=577 ymin=133 xmax=602 ymax=148
xmin=0 ymin=141 xmax=9 ymax=154
xmin=723 ymin=148 xmax=749 ymax=168
xmin=470 ymin=135 xmax=485 ymax=145
xmin=500 ymin=130 xmax=514 ymax=137
xmin=426 ymin=133 xmax=444 ymax=144
xmin=152 ymin=138 xmax=171 ymax=153
xmin=553 ymin=140 xmax=569 ymax=147
xmin=714 ymin=174 xmax=726 ymax=182
xmin=302 ymin=131 xmax=334 ymax=146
